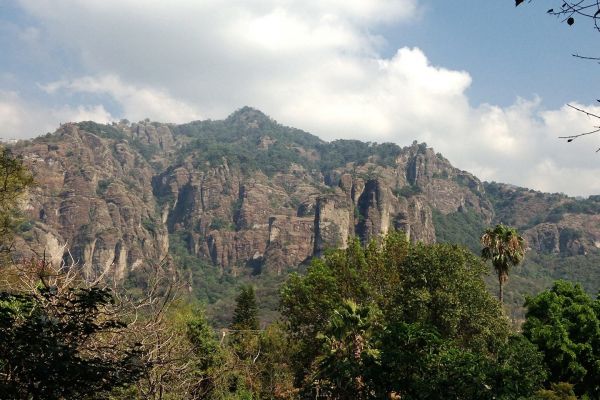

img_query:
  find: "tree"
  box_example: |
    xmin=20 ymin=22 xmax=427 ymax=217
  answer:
xmin=311 ymin=300 xmax=382 ymax=400
xmin=0 ymin=286 xmax=145 ymax=399
xmin=227 ymin=285 xmax=262 ymax=396
xmin=0 ymin=147 xmax=33 ymax=256
xmin=481 ymin=224 xmax=526 ymax=304
xmin=185 ymin=306 xmax=225 ymax=399
xmin=523 ymin=280 xmax=600 ymax=398
xmin=281 ymin=232 xmax=525 ymax=396
xmin=231 ymin=285 xmax=259 ymax=331
xmin=534 ymin=382 xmax=578 ymax=400
xmin=375 ymin=328 xmax=547 ymax=400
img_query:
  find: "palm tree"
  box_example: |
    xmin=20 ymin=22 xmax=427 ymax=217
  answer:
xmin=480 ymin=224 xmax=526 ymax=304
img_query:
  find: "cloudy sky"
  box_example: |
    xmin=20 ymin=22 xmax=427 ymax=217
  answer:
xmin=1 ymin=0 xmax=600 ymax=196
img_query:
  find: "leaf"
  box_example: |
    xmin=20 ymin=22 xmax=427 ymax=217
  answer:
xmin=516 ymin=0 xmax=525 ymax=6
xmin=567 ymin=17 xmax=575 ymax=25
xmin=595 ymin=9 xmax=600 ymax=18
xmin=567 ymin=139 xmax=574 ymax=142
xmin=547 ymin=8 xmax=554 ymax=13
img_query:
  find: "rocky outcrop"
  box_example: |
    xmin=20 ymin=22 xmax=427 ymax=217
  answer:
xmin=524 ymin=214 xmax=600 ymax=256
xmin=10 ymin=109 xmax=599 ymax=282
xmin=14 ymin=123 xmax=168 ymax=280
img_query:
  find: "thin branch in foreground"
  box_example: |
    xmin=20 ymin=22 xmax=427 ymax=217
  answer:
xmin=566 ymin=103 xmax=600 ymax=119
xmin=558 ymin=127 xmax=600 ymax=139
xmin=572 ymin=53 xmax=600 ymax=62
xmin=554 ymin=104 xmax=600 ymax=151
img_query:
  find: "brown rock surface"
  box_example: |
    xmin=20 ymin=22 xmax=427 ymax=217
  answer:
xmin=10 ymin=109 xmax=600 ymax=282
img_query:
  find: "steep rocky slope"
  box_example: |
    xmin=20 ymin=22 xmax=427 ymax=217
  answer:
xmin=8 ymin=107 xmax=600 ymax=320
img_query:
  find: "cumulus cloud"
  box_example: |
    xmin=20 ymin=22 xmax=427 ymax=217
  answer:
xmin=41 ymin=75 xmax=201 ymax=123
xmin=0 ymin=90 xmax=113 ymax=139
xmin=7 ymin=0 xmax=600 ymax=196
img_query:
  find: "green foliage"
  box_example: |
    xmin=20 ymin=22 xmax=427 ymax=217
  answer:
xmin=231 ymin=285 xmax=259 ymax=331
xmin=533 ymin=383 xmax=578 ymax=400
xmin=281 ymin=232 xmax=514 ymax=393
xmin=255 ymin=322 xmax=297 ymax=399
xmin=77 ymin=121 xmax=159 ymax=161
xmin=96 ymin=178 xmax=112 ymax=196
xmin=374 ymin=327 xmax=546 ymax=399
xmin=0 ymin=147 xmax=34 ymax=255
xmin=544 ymin=197 xmax=600 ymax=223
xmin=186 ymin=307 xmax=225 ymax=398
xmin=311 ymin=300 xmax=382 ymax=399
xmin=170 ymin=108 xmax=404 ymax=177
xmin=317 ymin=140 xmax=401 ymax=171
xmin=209 ymin=217 xmax=234 ymax=231
xmin=432 ymin=208 xmax=487 ymax=253
xmin=392 ymin=184 xmax=422 ymax=198
xmin=523 ymin=281 xmax=600 ymax=398
xmin=172 ymin=108 xmax=322 ymax=175
xmin=481 ymin=224 xmax=526 ymax=303
xmin=0 ymin=287 xmax=145 ymax=400
xmin=78 ymin=121 xmax=125 ymax=140
xmin=141 ymin=217 xmax=158 ymax=234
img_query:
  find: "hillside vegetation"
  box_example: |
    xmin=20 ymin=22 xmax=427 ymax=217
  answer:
xmin=9 ymin=107 xmax=600 ymax=324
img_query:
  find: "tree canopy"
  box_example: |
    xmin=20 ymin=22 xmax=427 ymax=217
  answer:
xmin=0 ymin=287 xmax=145 ymax=399
xmin=523 ymin=280 xmax=600 ymax=398
xmin=280 ymin=232 xmax=548 ymax=398
xmin=481 ymin=224 xmax=526 ymax=303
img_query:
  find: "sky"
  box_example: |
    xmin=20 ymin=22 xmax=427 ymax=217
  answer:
xmin=1 ymin=0 xmax=600 ymax=196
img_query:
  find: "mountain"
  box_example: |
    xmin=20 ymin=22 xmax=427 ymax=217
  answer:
xmin=9 ymin=107 xmax=600 ymax=323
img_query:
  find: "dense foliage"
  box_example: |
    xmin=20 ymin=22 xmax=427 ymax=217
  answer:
xmin=279 ymin=232 xmax=551 ymax=398
xmin=523 ymin=281 xmax=600 ymax=398
xmin=170 ymin=107 xmax=402 ymax=176
xmin=0 ymin=287 xmax=144 ymax=399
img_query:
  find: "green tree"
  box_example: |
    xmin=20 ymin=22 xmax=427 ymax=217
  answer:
xmin=186 ymin=307 xmax=224 ymax=399
xmin=373 ymin=324 xmax=547 ymax=399
xmin=281 ymin=232 xmax=523 ymax=395
xmin=523 ymin=280 xmax=600 ymax=398
xmin=231 ymin=285 xmax=259 ymax=331
xmin=227 ymin=285 xmax=262 ymax=396
xmin=481 ymin=224 xmax=526 ymax=304
xmin=534 ymin=382 xmax=578 ymax=400
xmin=0 ymin=147 xmax=33 ymax=256
xmin=255 ymin=322 xmax=297 ymax=399
xmin=311 ymin=300 xmax=382 ymax=400
xmin=280 ymin=234 xmax=409 ymax=384
xmin=0 ymin=287 xmax=145 ymax=400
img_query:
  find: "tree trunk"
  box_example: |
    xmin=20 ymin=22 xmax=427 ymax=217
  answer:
xmin=498 ymin=271 xmax=504 ymax=304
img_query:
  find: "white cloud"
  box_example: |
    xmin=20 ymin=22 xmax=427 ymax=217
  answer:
xmin=42 ymin=75 xmax=201 ymax=123
xmin=9 ymin=0 xmax=600 ymax=196
xmin=0 ymin=90 xmax=113 ymax=139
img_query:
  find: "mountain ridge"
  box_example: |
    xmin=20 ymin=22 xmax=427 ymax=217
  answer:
xmin=8 ymin=107 xmax=600 ymax=321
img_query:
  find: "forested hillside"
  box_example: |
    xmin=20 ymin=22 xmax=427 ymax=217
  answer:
xmin=7 ymin=107 xmax=600 ymax=324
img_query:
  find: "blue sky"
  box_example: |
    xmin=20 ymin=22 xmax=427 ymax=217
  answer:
xmin=381 ymin=1 xmax=600 ymax=108
xmin=1 ymin=0 xmax=600 ymax=196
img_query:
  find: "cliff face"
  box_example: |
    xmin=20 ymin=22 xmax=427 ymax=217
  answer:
xmin=10 ymin=108 xmax=600 ymax=283
xmin=14 ymin=123 xmax=169 ymax=280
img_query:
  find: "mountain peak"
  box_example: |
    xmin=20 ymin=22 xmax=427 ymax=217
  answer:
xmin=226 ymin=106 xmax=272 ymax=125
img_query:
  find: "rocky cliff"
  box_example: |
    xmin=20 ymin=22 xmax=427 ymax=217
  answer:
xmin=9 ymin=108 xmax=600 ymax=289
